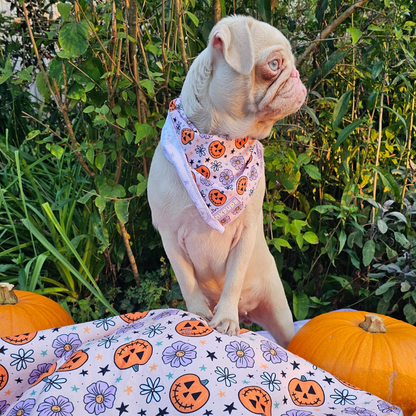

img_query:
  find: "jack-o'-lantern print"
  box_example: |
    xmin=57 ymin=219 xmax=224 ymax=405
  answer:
xmin=2 ymin=331 xmax=37 ymax=345
xmin=114 ymin=339 xmax=152 ymax=372
xmin=30 ymin=362 xmax=57 ymax=386
xmin=0 ymin=365 xmax=8 ymax=391
xmin=175 ymin=319 xmax=213 ymax=337
xmin=239 ymin=386 xmax=272 ymax=416
xmin=169 ymin=99 xmax=177 ymax=111
xmin=208 ymin=141 xmax=225 ymax=158
xmin=57 ymin=349 xmax=89 ymax=372
xmin=170 ymin=374 xmax=210 ymax=413
xmin=235 ymin=136 xmax=248 ymax=149
xmin=288 ymin=375 xmax=325 ymax=407
xmin=335 ymin=376 xmax=361 ymax=390
xmin=209 ymin=189 xmax=227 ymax=206
xmin=236 ymin=176 xmax=248 ymax=195
xmin=195 ymin=165 xmax=210 ymax=179
xmin=181 ymin=128 xmax=195 ymax=145
xmin=120 ymin=311 xmax=148 ymax=324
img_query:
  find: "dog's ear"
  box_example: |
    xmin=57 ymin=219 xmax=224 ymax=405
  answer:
xmin=210 ymin=18 xmax=254 ymax=75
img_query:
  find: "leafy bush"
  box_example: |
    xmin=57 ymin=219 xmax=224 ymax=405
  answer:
xmin=0 ymin=0 xmax=415 ymax=325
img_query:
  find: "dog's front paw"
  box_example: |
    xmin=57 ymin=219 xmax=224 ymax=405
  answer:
xmin=186 ymin=299 xmax=214 ymax=322
xmin=209 ymin=315 xmax=240 ymax=337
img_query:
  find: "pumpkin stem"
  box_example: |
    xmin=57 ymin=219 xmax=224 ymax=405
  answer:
xmin=358 ymin=314 xmax=387 ymax=333
xmin=0 ymin=283 xmax=18 ymax=305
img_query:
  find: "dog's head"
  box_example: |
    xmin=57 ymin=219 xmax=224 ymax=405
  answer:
xmin=181 ymin=15 xmax=306 ymax=140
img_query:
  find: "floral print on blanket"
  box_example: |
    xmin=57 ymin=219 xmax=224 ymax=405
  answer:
xmin=0 ymin=308 xmax=403 ymax=415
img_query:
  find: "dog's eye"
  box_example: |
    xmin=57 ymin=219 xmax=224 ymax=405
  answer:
xmin=268 ymin=59 xmax=279 ymax=71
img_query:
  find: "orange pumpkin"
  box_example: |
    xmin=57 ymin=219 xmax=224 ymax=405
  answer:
xmin=170 ymin=374 xmax=210 ymax=413
xmin=114 ymin=339 xmax=152 ymax=372
xmin=208 ymin=141 xmax=225 ymax=158
xmin=209 ymin=189 xmax=227 ymax=206
xmin=181 ymin=128 xmax=195 ymax=145
xmin=31 ymin=363 xmax=57 ymax=386
xmin=120 ymin=311 xmax=148 ymax=323
xmin=0 ymin=283 xmax=75 ymax=337
xmin=195 ymin=165 xmax=210 ymax=179
xmin=175 ymin=319 xmax=213 ymax=337
xmin=2 ymin=331 xmax=37 ymax=345
xmin=288 ymin=311 xmax=416 ymax=415
xmin=57 ymin=349 xmax=89 ymax=372
xmin=236 ymin=176 xmax=248 ymax=195
xmin=0 ymin=364 xmax=8 ymax=391
xmin=235 ymin=136 xmax=248 ymax=149
xmin=239 ymin=386 xmax=271 ymax=416
xmin=288 ymin=376 xmax=325 ymax=407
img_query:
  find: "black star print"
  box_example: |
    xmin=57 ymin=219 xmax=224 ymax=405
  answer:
xmin=323 ymin=376 xmax=334 ymax=385
xmin=203 ymin=411 xmax=213 ymax=416
xmin=213 ymin=175 xmax=217 ymax=179
xmin=155 ymin=408 xmax=169 ymax=416
xmin=167 ymin=321 xmax=173 ymax=325
xmin=206 ymin=351 xmax=217 ymax=361
xmin=39 ymin=335 xmax=46 ymax=341
xmin=198 ymin=160 xmax=201 ymax=164
xmin=281 ymin=371 xmax=287 ymax=378
xmin=247 ymin=374 xmax=254 ymax=379
xmin=325 ymin=414 xmax=336 ymax=416
xmin=290 ymin=361 xmax=300 ymax=370
xmin=205 ymin=158 xmax=210 ymax=163
xmin=224 ymin=402 xmax=237 ymax=414
xmin=231 ymin=149 xmax=235 ymax=154
xmin=283 ymin=396 xmax=288 ymax=405
xmin=180 ymin=313 xmax=189 ymax=318
xmin=0 ymin=346 xmax=8 ymax=354
xmin=116 ymin=402 xmax=129 ymax=415
xmin=167 ymin=334 xmax=173 ymax=339
xmin=98 ymin=365 xmax=110 ymax=376
xmin=215 ymin=337 xmax=222 ymax=343
xmin=190 ymin=160 xmax=194 ymax=165
xmin=307 ymin=371 xmax=315 ymax=376
xmin=80 ymin=370 xmax=88 ymax=376
xmin=52 ymin=328 xmax=60 ymax=332
xmin=133 ymin=331 xmax=140 ymax=334
xmin=15 ymin=378 xmax=23 ymax=384
xmin=138 ymin=410 xmax=146 ymax=416
xmin=207 ymin=203 xmax=211 ymax=208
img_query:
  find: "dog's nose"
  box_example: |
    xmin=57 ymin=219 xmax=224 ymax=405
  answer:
xmin=290 ymin=68 xmax=300 ymax=78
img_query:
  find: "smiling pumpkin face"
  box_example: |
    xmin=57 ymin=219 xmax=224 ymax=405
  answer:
xmin=288 ymin=376 xmax=325 ymax=407
xmin=175 ymin=319 xmax=213 ymax=337
xmin=170 ymin=374 xmax=210 ymax=413
xmin=239 ymin=386 xmax=271 ymax=416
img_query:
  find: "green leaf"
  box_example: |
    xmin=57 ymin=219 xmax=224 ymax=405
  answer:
xmin=303 ymin=105 xmax=320 ymax=125
xmin=51 ymin=144 xmax=64 ymax=159
xmin=84 ymin=105 xmax=95 ymax=114
xmin=338 ymin=230 xmax=347 ymax=254
xmin=297 ymin=153 xmax=311 ymax=166
xmin=116 ymin=117 xmax=128 ymax=128
xmin=404 ymin=304 xmax=416 ymax=325
xmin=185 ymin=11 xmax=199 ymax=27
xmin=303 ymin=164 xmax=321 ymax=180
xmin=59 ymin=21 xmax=89 ymax=56
xmin=57 ymin=2 xmax=72 ymax=20
xmin=36 ymin=72 xmax=50 ymax=99
xmin=95 ymin=195 xmax=106 ymax=213
xmin=115 ymin=199 xmax=129 ymax=224
xmin=125 ymin=130 xmax=134 ymax=144
xmin=258 ymin=0 xmax=271 ymax=22
xmin=136 ymin=179 xmax=148 ymax=196
xmin=303 ymin=231 xmax=318 ymax=244
xmin=296 ymin=234 xmax=304 ymax=249
xmin=367 ymin=165 xmax=401 ymax=200
xmin=67 ymin=82 xmax=86 ymax=102
xmin=333 ymin=90 xmax=352 ymax=129
xmin=334 ymin=118 xmax=367 ymax=151
xmin=375 ymin=281 xmax=396 ymax=295
xmin=377 ymin=219 xmax=388 ymax=234
xmin=293 ymin=292 xmax=309 ymax=320
xmin=26 ymin=130 xmax=40 ymax=141
xmin=16 ymin=66 xmax=33 ymax=82
xmin=95 ymin=153 xmax=106 ymax=170
xmin=347 ymin=27 xmax=362 ymax=44
xmin=0 ymin=58 xmax=12 ymax=85
xmin=135 ymin=123 xmax=153 ymax=143
xmin=78 ymin=190 xmax=96 ymax=203
xmin=140 ymin=79 xmax=155 ymax=97
xmin=394 ymin=231 xmax=410 ymax=249
xmin=362 ymin=239 xmax=375 ymax=267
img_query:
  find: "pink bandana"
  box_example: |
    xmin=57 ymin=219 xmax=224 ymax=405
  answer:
xmin=161 ymin=97 xmax=263 ymax=233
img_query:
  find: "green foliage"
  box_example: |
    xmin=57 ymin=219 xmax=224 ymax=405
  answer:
xmin=0 ymin=0 xmax=415 ymax=326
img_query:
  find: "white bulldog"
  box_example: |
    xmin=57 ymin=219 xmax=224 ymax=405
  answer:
xmin=147 ymin=15 xmax=306 ymax=348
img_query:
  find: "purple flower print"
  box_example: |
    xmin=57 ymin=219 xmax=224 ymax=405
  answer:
xmin=153 ymin=309 xmax=179 ymax=320
xmin=220 ymin=216 xmax=231 ymax=226
xmin=52 ymin=333 xmax=82 ymax=359
xmin=225 ymin=341 xmax=255 ymax=368
xmin=232 ymin=204 xmax=243 ymax=215
xmin=343 ymin=408 xmax=377 ymax=416
xmin=0 ymin=401 xmax=10 ymax=416
xmin=116 ymin=321 xmax=143 ymax=335
xmin=249 ymin=165 xmax=258 ymax=181
xmin=200 ymin=177 xmax=213 ymax=187
xmin=28 ymin=363 xmax=53 ymax=384
xmin=219 ymin=169 xmax=234 ymax=186
xmin=282 ymin=411 xmax=313 ymax=416
xmin=162 ymin=341 xmax=197 ymax=367
xmin=230 ymin=156 xmax=244 ymax=169
xmin=37 ymin=395 xmax=74 ymax=416
xmin=377 ymin=400 xmax=402 ymax=414
xmin=260 ymin=340 xmax=288 ymax=364
xmin=83 ymin=381 xmax=116 ymax=415
xmin=8 ymin=399 xmax=36 ymax=416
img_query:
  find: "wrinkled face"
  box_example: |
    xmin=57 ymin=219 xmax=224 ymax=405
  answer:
xmin=250 ymin=22 xmax=306 ymax=124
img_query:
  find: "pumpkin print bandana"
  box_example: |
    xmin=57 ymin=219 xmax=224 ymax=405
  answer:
xmin=160 ymin=97 xmax=264 ymax=234
xmin=0 ymin=308 xmax=404 ymax=416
